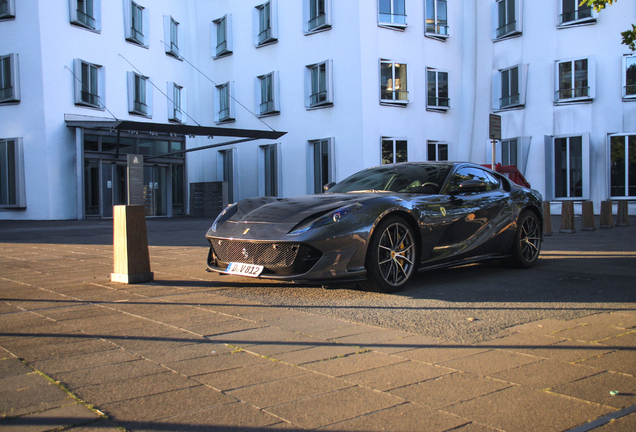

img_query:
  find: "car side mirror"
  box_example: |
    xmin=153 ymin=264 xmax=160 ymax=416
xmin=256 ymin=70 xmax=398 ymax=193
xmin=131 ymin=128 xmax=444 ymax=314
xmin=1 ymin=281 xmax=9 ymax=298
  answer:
xmin=322 ymin=182 xmax=336 ymax=192
xmin=458 ymin=179 xmax=488 ymax=193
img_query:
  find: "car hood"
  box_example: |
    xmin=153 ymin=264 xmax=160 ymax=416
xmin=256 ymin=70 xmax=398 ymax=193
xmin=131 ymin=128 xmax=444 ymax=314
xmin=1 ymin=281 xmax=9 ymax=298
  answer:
xmin=229 ymin=193 xmax=376 ymax=225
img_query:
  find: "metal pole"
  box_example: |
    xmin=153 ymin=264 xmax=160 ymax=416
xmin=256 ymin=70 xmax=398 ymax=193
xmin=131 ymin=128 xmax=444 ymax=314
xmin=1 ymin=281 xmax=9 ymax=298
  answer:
xmin=491 ymin=139 xmax=497 ymax=170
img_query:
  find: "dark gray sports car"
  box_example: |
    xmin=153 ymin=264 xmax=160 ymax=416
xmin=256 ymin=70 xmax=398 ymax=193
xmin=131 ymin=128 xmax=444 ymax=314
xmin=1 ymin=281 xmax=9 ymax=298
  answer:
xmin=206 ymin=162 xmax=543 ymax=293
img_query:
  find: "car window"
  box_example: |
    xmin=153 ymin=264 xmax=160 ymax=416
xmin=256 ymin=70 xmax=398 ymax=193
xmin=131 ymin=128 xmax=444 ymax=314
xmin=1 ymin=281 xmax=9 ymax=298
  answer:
xmin=448 ymin=167 xmax=500 ymax=192
xmin=328 ymin=164 xmax=451 ymax=194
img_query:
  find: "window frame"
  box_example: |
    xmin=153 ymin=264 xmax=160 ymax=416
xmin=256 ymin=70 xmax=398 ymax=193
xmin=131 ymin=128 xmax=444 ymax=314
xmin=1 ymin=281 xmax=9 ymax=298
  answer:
xmin=381 ymin=137 xmax=408 ymax=165
xmin=492 ymin=63 xmax=528 ymax=111
xmin=258 ymin=143 xmax=281 ymax=197
xmin=622 ymin=54 xmax=636 ymax=101
xmin=492 ymin=0 xmax=522 ymax=41
xmin=426 ymin=67 xmax=450 ymax=111
xmin=217 ymin=148 xmax=238 ymax=203
xmin=305 ymin=59 xmax=334 ymax=109
xmin=307 ymin=137 xmax=335 ymax=194
xmin=214 ymin=81 xmax=235 ymax=124
xmin=163 ymin=15 xmax=182 ymax=59
xmin=380 ymin=59 xmax=409 ymax=105
xmin=167 ymin=82 xmax=185 ymax=123
xmin=425 ymin=0 xmax=449 ymax=40
xmin=378 ymin=0 xmax=407 ymax=30
xmin=558 ymin=0 xmax=596 ymax=27
xmin=212 ymin=14 xmax=233 ymax=58
xmin=0 ymin=137 xmax=26 ymax=209
xmin=0 ymin=53 xmax=20 ymax=104
xmin=0 ymin=0 xmax=15 ymax=20
xmin=70 ymin=0 xmax=101 ymax=31
xmin=254 ymin=0 xmax=278 ymax=47
xmin=304 ymin=0 xmax=331 ymax=34
xmin=73 ymin=58 xmax=104 ymax=109
xmin=554 ymin=56 xmax=596 ymax=104
xmin=608 ymin=133 xmax=636 ymax=199
xmin=544 ymin=133 xmax=590 ymax=201
xmin=124 ymin=0 xmax=149 ymax=47
xmin=127 ymin=71 xmax=153 ymax=117
xmin=427 ymin=141 xmax=449 ymax=161
xmin=255 ymin=71 xmax=280 ymax=117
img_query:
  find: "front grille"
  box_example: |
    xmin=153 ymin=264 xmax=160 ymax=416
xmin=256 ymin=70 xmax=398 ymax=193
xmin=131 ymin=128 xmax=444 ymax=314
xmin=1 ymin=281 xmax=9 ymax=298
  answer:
xmin=211 ymin=240 xmax=300 ymax=268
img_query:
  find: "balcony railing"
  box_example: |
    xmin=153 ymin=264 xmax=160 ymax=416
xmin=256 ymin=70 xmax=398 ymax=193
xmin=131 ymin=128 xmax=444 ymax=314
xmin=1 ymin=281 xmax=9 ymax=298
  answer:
xmin=219 ymin=107 xmax=231 ymax=121
xmin=428 ymin=96 xmax=450 ymax=108
xmin=308 ymin=13 xmax=326 ymax=30
xmin=560 ymin=7 xmax=592 ymax=24
xmin=557 ymin=86 xmax=589 ymax=100
xmin=81 ymin=91 xmax=100 ymax=107
xmin=310 ymin=91 xmax=328 ymax=106
xmin=258 ymin=27 xmax=273 ymax=44
xmin=0 ymin=86 xmax=12 ymax=101
xmin=426 ymin=23 xmax=449 ymax=35
xmin=260 ymin=100 xmax=275 ymax=114
xmin=379 ymin=13 xmax=407 ymax=25
xmin=216 ymin=40 xmax=228 ymax=56
xmin=496 ymin=20 xmax=517 ymax=38
xmin=625 ymin=85 xmax=636 ymax=97
xmin=77 ymin=9 xmax=95 ymax=28
xmin=500 ymin=93 xmax=520 ymax=108
xmin=381 ymin=89 xmax=409 ymax=101
xmin=134 ymin=100 xmax=148 ymax=114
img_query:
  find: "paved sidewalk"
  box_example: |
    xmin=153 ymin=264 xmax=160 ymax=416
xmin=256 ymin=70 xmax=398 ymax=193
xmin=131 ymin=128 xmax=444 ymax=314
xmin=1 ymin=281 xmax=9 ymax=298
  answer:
xmin=1 ymin=217 xmax=635 ymax=431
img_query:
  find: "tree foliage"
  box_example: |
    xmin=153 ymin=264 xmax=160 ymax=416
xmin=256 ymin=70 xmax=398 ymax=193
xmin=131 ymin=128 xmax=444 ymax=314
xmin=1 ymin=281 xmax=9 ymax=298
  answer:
xmin=581 ymin=0 xmax=636 ymax=51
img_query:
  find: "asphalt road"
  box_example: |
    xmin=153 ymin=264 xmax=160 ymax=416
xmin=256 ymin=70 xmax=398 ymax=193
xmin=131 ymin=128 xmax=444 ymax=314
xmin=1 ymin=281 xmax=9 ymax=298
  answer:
xmin=1 ymin=216 xmax=634 ymax=344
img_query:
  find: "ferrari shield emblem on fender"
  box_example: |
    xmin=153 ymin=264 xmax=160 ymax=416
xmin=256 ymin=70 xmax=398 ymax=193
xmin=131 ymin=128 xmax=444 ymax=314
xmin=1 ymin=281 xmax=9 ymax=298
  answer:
xmin=440 ymin=207 xmax=446 ymax=216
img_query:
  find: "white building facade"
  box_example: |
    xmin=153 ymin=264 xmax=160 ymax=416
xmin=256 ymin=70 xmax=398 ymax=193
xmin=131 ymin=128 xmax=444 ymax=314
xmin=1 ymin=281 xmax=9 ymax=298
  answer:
xmin=1 ymin=0 xmax=635 ymax=220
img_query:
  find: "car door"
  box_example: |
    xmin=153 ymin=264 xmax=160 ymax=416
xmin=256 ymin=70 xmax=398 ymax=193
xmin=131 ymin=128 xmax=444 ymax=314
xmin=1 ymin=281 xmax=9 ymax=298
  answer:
xmin=423 ymin=166 xmax=513 ymax=263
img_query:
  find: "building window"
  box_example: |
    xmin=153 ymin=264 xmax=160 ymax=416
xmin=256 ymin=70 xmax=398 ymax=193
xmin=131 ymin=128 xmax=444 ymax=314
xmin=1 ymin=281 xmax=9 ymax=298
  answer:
xmin=493 ymin=64 xmax=527 ymax=110
xmin=215 ymin=82 xmax=235 ymax=123
xmin=260 ymin=144 xmax=279 ymax=197
xmin=305 ymin=0 xmax=331 ymax=34
xmin=425 ymin=0 xmax=448 ymax=38
xmin=609 ymin=134 xmax=636 ymax=198
xmin=309 ymin=138 xmax=334 ymax=194
xmin=559 ymin=0 xmax=594 ymax=27
xmin=127 ymin=71 xmax=152 ymax=117
xmin=218 ymin=149 xmax=236 ymax=203
xmin=125 ymin=0 xmax=148 ymax=47
xmin=0 ymin=0 xmax=15 ymax=20
xmin=0 ymin=53 xmax=19 ymax=104
xmin=501 ymin=138 xmax=518 ymax=166
xmin=168 ymin=82 xmax=184 ymax=123
xmin=382 ymin=138 xmax=407 ymax=164
xmin=0 ymin=138 xmax=25 ymax=208
xmin=427 ymin=68 xmax=449 ymax=110
xmin=306 ymin=60 xmax=333 ymax=109
xmin=163 ymin=16 xmax=181 ymax=58
xmin=213 ymin=15 xmax=233 ymax=58
xmin=545 ymin=134 xmax=590 ymax=200
xmin=255 ymin=0 xmax=278 ymax=46
xmin=73 ymin=59 xmax=104 ymax=108
xmin=555 ymin=57 xmax=595 ymax=103
xmin=493 ymin=0 xmax=522 ymax=40
xmin=378 ymin=0 xmax=406 ymax=29
xmin=427 ymin=141 xmax=448 ymax=161
xmin=380 ymin=60 xmax=408 ymax=104
xmin=71 ymin=0 xmax=100 ymax=30
xmin=256 ymin=71 xmax=280 ymax=116
xmin=623 ymin=55 xmax=636 ymax=100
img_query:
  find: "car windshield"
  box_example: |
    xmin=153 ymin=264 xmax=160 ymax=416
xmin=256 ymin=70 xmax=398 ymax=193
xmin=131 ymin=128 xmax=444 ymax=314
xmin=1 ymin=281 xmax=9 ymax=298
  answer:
xmin=327 ymin=163 xmax=452 ymax=194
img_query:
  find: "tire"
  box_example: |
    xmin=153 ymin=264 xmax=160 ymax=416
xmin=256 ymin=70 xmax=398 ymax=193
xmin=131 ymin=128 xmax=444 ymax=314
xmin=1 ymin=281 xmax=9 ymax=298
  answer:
xmin=360 ymin=216 xmax=418 ymax=293
xmin=508 ymin=210 xmax=542 ymax=268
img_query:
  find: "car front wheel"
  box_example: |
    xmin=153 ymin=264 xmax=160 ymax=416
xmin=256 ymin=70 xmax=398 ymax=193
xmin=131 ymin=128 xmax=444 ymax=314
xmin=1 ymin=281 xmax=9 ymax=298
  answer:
xmin=360 ymin=216 xmax=418 ymax=293
xmin=508 ymin=210 xmax=542 ymax=268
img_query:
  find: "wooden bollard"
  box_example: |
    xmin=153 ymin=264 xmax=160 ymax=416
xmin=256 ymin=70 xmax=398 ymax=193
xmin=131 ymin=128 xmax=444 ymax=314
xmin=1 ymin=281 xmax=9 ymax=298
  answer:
xmin=616 ymin=201 xmax=629 ymax=227
xmin=560 ymin=201 xmax=575 ymax=233
xmin=111 ymin=205 xmax=154 ymax=284
xmin=581 ymin=201 xmax=595 ymax=231
xmin=542 ymin=201 xmax=552 ymax=236
xmin=600 ymin=200 xmax=613 ymax=229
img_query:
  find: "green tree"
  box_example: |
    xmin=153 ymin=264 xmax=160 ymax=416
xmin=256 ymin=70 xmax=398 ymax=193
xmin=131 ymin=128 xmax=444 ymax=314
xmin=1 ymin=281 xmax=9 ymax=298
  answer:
xmin=582 ymin=0 xmax=636 ymax=51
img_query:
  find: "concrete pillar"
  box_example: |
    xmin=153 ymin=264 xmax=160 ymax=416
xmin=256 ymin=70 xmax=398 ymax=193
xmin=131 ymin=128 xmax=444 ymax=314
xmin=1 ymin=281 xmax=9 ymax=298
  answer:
xmin=111 ymin=205 xmax=154 ymax=284
xmin=560 ymin=201 xmax=575 ymax=234
xmin=542 ymin=201 xmax=552 ymax=236
xmin=600 ymin=200 xmax=613 ymax=229
xmin=616 ymin=201 xmax=629 ymax=227
xmin=581 ymin=201 xmax=595 ymax=231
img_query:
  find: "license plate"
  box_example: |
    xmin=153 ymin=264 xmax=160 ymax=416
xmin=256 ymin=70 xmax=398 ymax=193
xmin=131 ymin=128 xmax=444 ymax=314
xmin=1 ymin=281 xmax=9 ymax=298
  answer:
xmin=225 ymin=262 xmax=264 ymax=277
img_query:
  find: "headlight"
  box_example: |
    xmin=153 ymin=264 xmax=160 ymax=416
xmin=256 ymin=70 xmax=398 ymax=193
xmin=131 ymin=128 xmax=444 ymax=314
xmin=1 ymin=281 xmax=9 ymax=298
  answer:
xmin=288 ymin=203 xmax=366 ymax=235
xmin=209 ymin=203 xmax=238 ymax=232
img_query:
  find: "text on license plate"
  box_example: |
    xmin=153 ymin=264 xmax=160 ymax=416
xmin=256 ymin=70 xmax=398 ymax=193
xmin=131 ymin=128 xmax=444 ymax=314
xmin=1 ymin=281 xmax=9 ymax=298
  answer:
xmin=225 ymin=262 xmax=264 ymax=277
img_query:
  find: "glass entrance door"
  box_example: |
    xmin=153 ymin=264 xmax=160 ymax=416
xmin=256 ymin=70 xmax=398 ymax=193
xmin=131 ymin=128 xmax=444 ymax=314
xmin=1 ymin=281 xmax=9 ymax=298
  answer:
xmin=101 ymin=163 xmax=127 ymax=218
xmin=143 ymin=165 xmax=168 ymax=216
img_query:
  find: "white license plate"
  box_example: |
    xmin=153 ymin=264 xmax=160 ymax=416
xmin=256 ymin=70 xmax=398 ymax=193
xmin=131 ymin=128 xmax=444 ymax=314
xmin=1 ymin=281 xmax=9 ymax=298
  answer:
xmin=225 ymin=262 xmax=264 ymax=278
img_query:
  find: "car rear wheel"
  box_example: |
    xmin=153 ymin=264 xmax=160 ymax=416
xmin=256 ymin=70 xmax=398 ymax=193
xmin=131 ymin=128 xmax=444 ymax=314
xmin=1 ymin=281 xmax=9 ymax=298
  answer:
xmin=360 ymin=216 xmax=417 ymax=293
xmin=508 ymin=210 xmax=541 ymax=268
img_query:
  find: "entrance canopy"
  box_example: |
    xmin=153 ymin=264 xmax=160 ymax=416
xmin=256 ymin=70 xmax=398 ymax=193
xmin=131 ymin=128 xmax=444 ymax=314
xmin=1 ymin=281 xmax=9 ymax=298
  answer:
xmin=64 ymin=114 xmax=286 ymax=141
